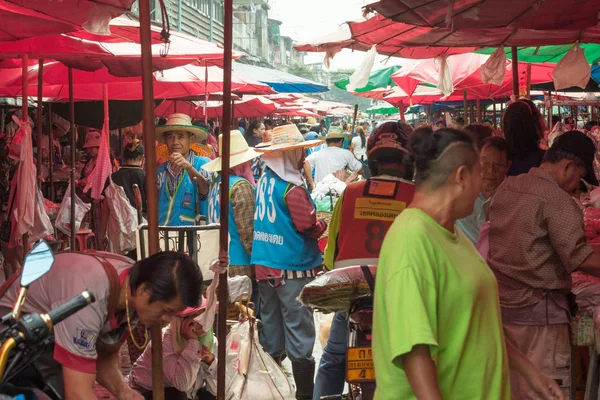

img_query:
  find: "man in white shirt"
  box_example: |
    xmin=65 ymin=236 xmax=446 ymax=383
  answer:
xmin=304 ymin=126 xmax=363 ymax=188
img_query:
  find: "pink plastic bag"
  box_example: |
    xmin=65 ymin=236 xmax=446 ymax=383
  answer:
xmin=553 ymin=44 xmax=590 ymax=90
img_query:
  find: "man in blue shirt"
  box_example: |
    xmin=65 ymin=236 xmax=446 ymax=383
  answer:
xmin=156 ymin=114 xmax=212 ymax=226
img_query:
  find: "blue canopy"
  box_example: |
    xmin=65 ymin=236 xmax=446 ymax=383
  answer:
xmin=592 ymin=65 xmax=600 ymax=85
xmin=232 ymin=63 xmax=328 ymax=93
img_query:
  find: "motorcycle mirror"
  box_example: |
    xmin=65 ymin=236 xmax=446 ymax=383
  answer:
xmin=12 ymin=241 xmax=54 ymax=320
xmin=21 ymin=241 xmax=54 ymax=288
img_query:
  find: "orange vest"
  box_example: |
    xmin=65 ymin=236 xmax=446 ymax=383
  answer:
xmin=334 ymin=178 xmax=415 ymax=269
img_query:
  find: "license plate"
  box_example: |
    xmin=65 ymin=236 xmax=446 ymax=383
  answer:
xmin=346 ymin=346 xmax=375 ymax=383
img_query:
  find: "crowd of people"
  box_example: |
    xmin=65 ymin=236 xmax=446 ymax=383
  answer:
xmin=2 ymin=97 xmax=600 ymax=399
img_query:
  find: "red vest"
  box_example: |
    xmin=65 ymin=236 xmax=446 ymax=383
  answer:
xmin=334 ymin=178 xmax=415 ymax=268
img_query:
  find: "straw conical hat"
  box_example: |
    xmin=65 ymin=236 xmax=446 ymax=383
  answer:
xmin=155 ymin=113 xmax=208 ymax=142
xmin=254 ymin=124 xmax=323 ymax=153
xmin=202 ymin=130 xmax=261 ymax=173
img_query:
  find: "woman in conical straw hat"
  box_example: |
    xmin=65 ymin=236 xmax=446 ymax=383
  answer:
xmin=202 ymin=130 xmax=260 ymax=289
xmin=155 ymin=114 xmax=213 ymax=226
xmin=250 ymin=124 xmax=327 ymax=400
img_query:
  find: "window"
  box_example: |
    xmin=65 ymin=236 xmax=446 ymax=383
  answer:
xmin=187 ymin=0 xmax=224 ymax=24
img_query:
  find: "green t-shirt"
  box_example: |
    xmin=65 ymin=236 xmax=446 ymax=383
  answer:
xmin=373 ymin=208 xmax=510 ymax=400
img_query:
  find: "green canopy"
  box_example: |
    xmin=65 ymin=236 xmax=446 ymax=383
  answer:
xmin=366 ymin=104 xmax=399 ymax=115
xmin=335 ymin=65 xmax=402 ymax=93
xmin=475 ymin=44 xmax=600 ymax=64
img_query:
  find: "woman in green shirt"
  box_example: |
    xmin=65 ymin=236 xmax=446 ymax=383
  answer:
xmin=372 ymin=127 xmax=563 ymax=400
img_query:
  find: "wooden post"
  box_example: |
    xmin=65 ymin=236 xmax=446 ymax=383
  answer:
xmin=68 ymin=67 xmax=76 ymax=250
xmin=139 ymin=1 xmax=163 ymax=399
xmin=426 ymin=104 xmax=431 ymax=123
xmin=399 ymin=102 xmax=406 ymax=122
xmin=476 ymin=98 xmax=481 ymax=123
xmin=350 ymin=104 xmax=359 ymax=135
xmin=547 ymin=91 xmax=553 ymax=131
xmin=463 ymin=90 xmax=468 ymax=124
xmin=217 ymin=0 xmax=234 ymax=398
xmin=511 ymin=47 xmax=519 ymax=97
xmin=37 ymin=60 xmax=44 ymax=189
xmin=48 ymin=103 xmax=55 ymax=202
xmin=493 ymin=102 xmax=497 ymax=127
xmin=526 ymin=63 xmax=532 ymax=99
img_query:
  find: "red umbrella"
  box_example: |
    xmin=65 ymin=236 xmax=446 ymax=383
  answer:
xmin=391 ymin=54 xmax=554 ymax=99
xmin=0 ymin=61 xmax=255 ymax=100
xmin=0 ymin=0 xmax=135 ymax=41
xmin=0 ymin=16 xmax=236 ymax=76
xmin=368 ymin=0 xmax=600 ymax=30
xmin=295 ymin=14 xmax=600 ymax=58
xmin=154 ymin=96 xmax=279 ymax=119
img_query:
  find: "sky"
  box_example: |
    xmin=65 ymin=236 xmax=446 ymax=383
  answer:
xmin=267 ymin=0 xmax=404 ymax=71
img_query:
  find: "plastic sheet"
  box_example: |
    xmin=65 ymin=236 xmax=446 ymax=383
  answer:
xmin=225 ymin=320 xmax=294 ymax=399
xmin=299 ymin=265 xmax=376 ymax=313
xmin=480 ymin=47 xmax=507 ymax=86
xmin=55 ymin=183 xmax=91 ymax=236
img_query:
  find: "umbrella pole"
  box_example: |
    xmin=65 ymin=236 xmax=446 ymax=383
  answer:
xmin=526 ymin=64 xmax=532 ymax=99
xmin=511 ymin=46 xmax=519 ymax=97
xmin=218 ymin=0 xmax=233 ymax=398
xmin=138 ymin=1 xmax=164 ymax=399
xmin=426 ymin=105 xmax=431 ymax=124
xmin=21 ymin=55 xmax=28 ymax=257
xmin=463 ymin=90 xmax=468 ymax=124
xmin=48 ymin=103 xmax=55 ymax=202
xmin=476 ymin=98 xmax=481 ymax=123
xmin=37 ymin=60 xmax=44 ymax=189
xmin=399 ymin=102 xmax=405 ymax=122
xmin=68 ymin=67 xmax=76 ymax=250
xmin=350 ymin=104 xmax=358 ymax=135
xmin=493 ymin=102 xmax=497 ymax=127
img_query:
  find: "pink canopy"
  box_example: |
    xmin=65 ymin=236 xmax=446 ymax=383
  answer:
xmin=274 ymin=108 xmax=321 ymax=118
xmin=0 ymin=61 xmax=259 ymax=100
xmin=382 ymin=86 xmax=514 ymax=106
xmin=295 ymin=14 xmax=600 ymax=59
xmin=0 ymin=0 xmax=135 ymax=41
xmin=155 ymin=96 xmax=279 ymax=119
xmin=0 ymin=16 xmax=236 ymax=76
xmin=368 ymin=0 xmax=600 ymax=30
xmin=391 ymin=54 xmax=554 ymax=100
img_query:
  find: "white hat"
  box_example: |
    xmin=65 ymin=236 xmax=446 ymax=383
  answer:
xmin=254 ymin=124 xmax=323 ymax=153
xmin=202 ymin=130 xmax=261 ymax=173
xmin=83 ymin=129 xmax=102 ymax=148
xmin=155 ymin=113 xmax=208 ymax=143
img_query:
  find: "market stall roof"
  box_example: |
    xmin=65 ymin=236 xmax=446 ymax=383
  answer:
xmin=391 ymin=53 xmax=554 ymax=99
xmin=475 ymin=45 xmax=600 ymax=64
xmin=295 ymin=14 xmax=600 ymax=59
xmin=335 ymin=65 xmax=401 ymax=92
xmin=0 ymin=61 xmax=260 ymax=100
xmin=0 ymin=16 xmax=237 ymax=76
xmin=232 ymin=63 xmax=328 ymax=93
xmin=154 ymin=96 xmax=279 ymax=119
xmin=366 ymin=0 xmax=600 ymax=30
xmin=0 ymin=0 xmax=136 ymax=41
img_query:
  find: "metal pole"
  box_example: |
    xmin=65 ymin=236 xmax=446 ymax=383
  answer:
xmin=463 ymin=90 xmax=468 ymax=123
xmin=350 ymin=104 xmax=359 ymax=135
xmin=217 ymin=0 xmax=233 ymax=398
xmin=48 ymin=103 xmax=55 ymax=202
xmin=139 ymin=1 xmax=163 ymax=399
xmin=37 ymin=60 xmax=44 ymax=189
xmin=21 ymin=55 xmax=29 ymax=255
xmin=511 ymin=46 xmax=519 ymax=97
xmin=68 ymin=67 xmax=76 ymax=250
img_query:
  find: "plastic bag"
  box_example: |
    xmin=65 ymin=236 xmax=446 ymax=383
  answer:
xmin=104 ymin=178 xmax=142 ymax=255
xmin=347 ymin=46 xmax=377 ymax=92
xmin=553 ymin=44 xmax=590 ymax=90
xmin=299 ymin=265 xmax=377 ymax=313
xmin=435 ymin=55 xmax=454 ymax=96
xmin=225 ymin=320 xmax=294 ymax=400
xmin=55 ymin=183 xmax=91 ymax=236
xmin=30 ymin=190 xmax=54 ymax=242
xmin=480 ymin=47 xmax=507 ymax=86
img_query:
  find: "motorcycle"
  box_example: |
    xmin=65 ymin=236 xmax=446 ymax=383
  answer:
xmin=0 ymin=241 xmax=95 ymax=399
xmin=321 ymin=265 xmax=376 ymax=400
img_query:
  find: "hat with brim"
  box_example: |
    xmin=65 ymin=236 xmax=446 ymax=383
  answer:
xmin=552 ymin=130 xmax=599 ymax=186
xmin=202 ymin=130 xmax=261 ymax=173
xmin=155 ymin=113 xmax=208 ymax=143
xmin=83 ymin=129 xmax=102 ymax=148
xmin=254 ymin=124 xmax=323 ymax=153
xmin=319 ymin=126 xmax=345 ymax=140
xmin=175 ymin=296 xmax=209 ymax=318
